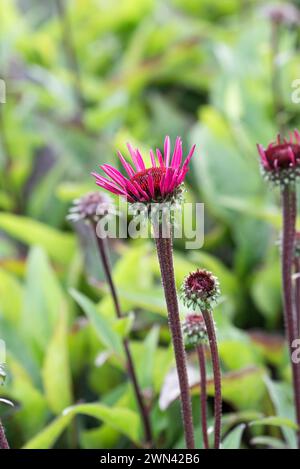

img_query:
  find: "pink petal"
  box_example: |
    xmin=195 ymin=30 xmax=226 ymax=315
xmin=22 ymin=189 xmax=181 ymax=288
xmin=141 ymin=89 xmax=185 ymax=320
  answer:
xmin=164 ymin=136 xmax=171 ymax=167
xmin=135 ymin=148 xmax=146 ymax=171
xmin=156 ymin=149 xmax=164 ymax=167
xmin=181 ymin=144 xmax=196 ymax=173
xmin=150 ymin=149 xmax=156 ymax=168
xmin=171 ymin=137 xmax=182 ymax=169
xmin=100 ymin=164 xmax=128 ymax=188
xmin=125 ymin=180 xmax=141 ymax=199
xmin=257 ymin=144 xmax=270 ymax=168
xmin=177 ymin=167 xmax=188 ymax=185
xmin=127 ymin=142 xmax=143 ymax=171
xmin=118 ymin=151 xmax=135 ymax=177
xmin=163 ymin=167 xmax=173 ymax=194
xmin=132 ymin=180 xmax=150 ymax=201
xmin=92 ymin=173 xmax=126 ymax=195
xmin=169 ymin=168 xmax=180 ymax=192
xmin=294 ymin=129 xmax=300 ymax=144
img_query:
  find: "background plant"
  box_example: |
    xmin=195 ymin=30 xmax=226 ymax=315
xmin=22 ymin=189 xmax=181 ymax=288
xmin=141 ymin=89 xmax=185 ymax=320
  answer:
xmin=1 ymin=0 xmax=300 ymax=449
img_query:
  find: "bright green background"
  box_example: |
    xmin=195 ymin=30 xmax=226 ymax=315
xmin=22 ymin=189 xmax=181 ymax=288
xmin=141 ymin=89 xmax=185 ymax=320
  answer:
xmin=0 ymin=0 xmax=300 ymax=449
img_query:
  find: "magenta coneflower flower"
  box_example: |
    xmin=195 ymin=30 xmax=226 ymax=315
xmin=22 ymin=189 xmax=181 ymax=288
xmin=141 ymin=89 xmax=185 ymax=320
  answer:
xmin=92 ymin=136 xmax=195 ymax=204
xmin=92 ymin=136 xmax=196 ymax=448
xmin=257 ymin=130 xmax=300 ymax=185
xmin=180 ymin=269 xmax=221 ymax=311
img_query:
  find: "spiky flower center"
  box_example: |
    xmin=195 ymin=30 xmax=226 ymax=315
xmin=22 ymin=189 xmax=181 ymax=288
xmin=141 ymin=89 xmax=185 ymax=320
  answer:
xmin=130 ymin=167 xmax=166 ymax=194
xmin=265 ymin=144 xmax=300 ymax=171
xmin=186 ymin=271 xmax=215 ymax=298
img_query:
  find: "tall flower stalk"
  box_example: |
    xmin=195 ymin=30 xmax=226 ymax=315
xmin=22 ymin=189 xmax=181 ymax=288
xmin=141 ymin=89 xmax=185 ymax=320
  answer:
xmin=201 ymin=310 xmax=222 ymax=449
xmin=153 ymin=222 xmax=195 ymax=449
xmin=293 ymin=232 xmax=300 ymax=336
xmin=196 ymin=344 xmax=209 ymax=449
xmin=257 ymin=131 xmax=300 ymax=447
xmin=281 ymin=185 xmax=300 ymax=447
xmin=182 ymin=313 xmax=209 ymax=449
xmin=68 ymin=192 xmax=152 ymax=447
xmin=180 ymin=269 xmax=222 ymax=449
xmin=92 ymin=136 xmax=196 ymax=448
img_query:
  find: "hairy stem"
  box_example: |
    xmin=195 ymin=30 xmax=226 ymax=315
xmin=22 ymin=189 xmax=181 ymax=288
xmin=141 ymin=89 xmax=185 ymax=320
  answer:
xmin=154 ymin=222 xmax=195 ymax=449
xmin=202 ymin=310 xmax=222 ymax=449
xmin=0 ymin=420 xmax=9 ymax=449
xmin=92 ymin=225 xmax=153 ymax=447
xmin=294 ymin=257 xmax=300 ymax=337
xmin=196 ymin=344 xmax=209 ymax=449
xmin=281 ymin=185 xmax=300 ymax=448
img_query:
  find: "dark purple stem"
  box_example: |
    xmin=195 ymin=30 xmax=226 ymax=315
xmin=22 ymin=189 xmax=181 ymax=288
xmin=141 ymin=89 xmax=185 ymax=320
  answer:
xmin=92 ymin=225 xmax=153 ymax=447
xmin=154 ymin=223 xmax=195 ymax=449
xmin=293 ymin=256 xmax=300 ymax=337
xmin=196 ymin=344 xmax=209 ymax=449
xmin=0 ymin=420 xmax=9 ymax=449
xmin=202 ymin=310 xmax=222 ymax=449
xmin=281 ymin=185 xmax=300 ymax=448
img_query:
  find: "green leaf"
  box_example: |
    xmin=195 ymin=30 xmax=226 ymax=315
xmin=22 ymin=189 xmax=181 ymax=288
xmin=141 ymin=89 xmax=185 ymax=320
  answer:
xmin=0 ymin=268 xmax=23 ymax=322
xmin=250 ymin=436 xmax=287 ymax=449
xmin=23 ymin=403 xmax=141 ymax=449
xmin=0 ymin=213 xmax=76 ymax=264
xmin=112 ymin=312 xmax=135 ymax=339
xmin=63 ymin=403 xmax=141 ymax=443
xmin=250 ymin=416 xmax=298 ymax=431
xmin=251 ymin=259 xmax=281 ymax=327
xmin=196 ymin=366 xmax=267 ymax=410
xmin=218 ymin=196 xmax=283 ymax=229
xmin=42 ymin=310 xmax=73 ymax=414
xmin=222 ymin=424 xmax=245 ymax=449
xmin=70 ymin=289 xmax=123 ymax=358
xmin=22 ymin=247 xmax=67 ymax=360
xmin=7 ymin=356 xmax=49 ymax=439
xmin=136 ymin=325 xmax=160 ymax=389
xmin=22 ymin=414 xmax=73 ymax=449
xmin=265 ymin=377 xmax=297 ymax=448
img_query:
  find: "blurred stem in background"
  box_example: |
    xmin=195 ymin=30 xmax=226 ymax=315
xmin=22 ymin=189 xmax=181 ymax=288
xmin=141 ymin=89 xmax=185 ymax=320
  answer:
xmin=0 ymin=420 xmax=9 ymax=449
xmin=154 ymin=220 xmax=195 ymax=450
xmin=55 ymin=0 xmax=85 ymax=119
xmin=202 ymin=309 xmax=222 ymax=449
xmin=281 ymin=184 xmax=300 ymax=448
xmin=67 ymin=193 xmax=153 ymax=447
xmin=91 ymin=223 xmax=153 ymax=448
xmin=92 ymin=226 xmax=153 ymax=447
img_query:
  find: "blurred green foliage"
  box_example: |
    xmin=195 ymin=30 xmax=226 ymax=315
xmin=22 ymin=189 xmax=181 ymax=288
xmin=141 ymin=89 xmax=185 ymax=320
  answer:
xmin=1 ymin=0 xmax=300 ymax=449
